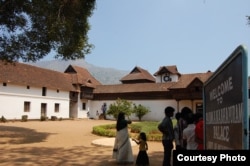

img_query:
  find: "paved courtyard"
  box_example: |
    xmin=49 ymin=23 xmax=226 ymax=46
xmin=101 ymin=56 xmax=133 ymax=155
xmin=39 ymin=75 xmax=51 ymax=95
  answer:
xmin=0 ymin=119 xmax=164 ymax=166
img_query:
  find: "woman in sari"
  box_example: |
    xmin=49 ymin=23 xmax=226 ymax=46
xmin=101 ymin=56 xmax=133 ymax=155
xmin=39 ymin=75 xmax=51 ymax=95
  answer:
xmin=113 ymin=112 xmax=134 ymax=164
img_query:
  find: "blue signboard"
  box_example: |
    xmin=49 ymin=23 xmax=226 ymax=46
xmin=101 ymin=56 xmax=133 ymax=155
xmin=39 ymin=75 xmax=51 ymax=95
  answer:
xmin=203 ymin=45 xmax=248 ymax=149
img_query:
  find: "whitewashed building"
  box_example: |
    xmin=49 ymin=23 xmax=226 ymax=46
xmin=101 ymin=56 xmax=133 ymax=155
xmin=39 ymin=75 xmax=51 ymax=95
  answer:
xmin=2 ymin=61 xmax=241 ymax=121
xmin=0 ymin=61 xmax=101 ymax=120
xmin=91 ymin=66 xmax=212 ymax=120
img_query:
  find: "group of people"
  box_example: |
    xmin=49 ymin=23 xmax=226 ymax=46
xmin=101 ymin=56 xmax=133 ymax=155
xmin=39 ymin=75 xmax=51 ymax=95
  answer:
xmin=158 ymin=106 xmax=204 ymax=166
xmin=112 ymin=106 xmax=204 ymax=166
xmin=175 ymin=107 xmax=204 ymax=151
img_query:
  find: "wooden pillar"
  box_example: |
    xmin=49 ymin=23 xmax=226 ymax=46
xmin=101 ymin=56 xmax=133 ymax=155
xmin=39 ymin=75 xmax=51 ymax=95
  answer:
xmin=177 ymin=100 xmax=180 ymax=112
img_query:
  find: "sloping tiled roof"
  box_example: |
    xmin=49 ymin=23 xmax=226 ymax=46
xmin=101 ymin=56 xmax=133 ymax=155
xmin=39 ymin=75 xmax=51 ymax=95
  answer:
xmin=94 ymin=82 xmax=175 ymax=93
xmin=64 ymin=65 xmax=102 ymax=88
xmin=120 ymin=66 xmax=155 ymax=83
xmin=1 ymin=61 xmax=237 ymax=99
xmin=154 ymin=65 xmax=181 ymax=76
xmin=0 ymin=61 xmax=75 ymax=91
xmin=94 ymin=72 xmax=213 ymax=94
xmin=169 ymin=72 xmax=213 ymax=89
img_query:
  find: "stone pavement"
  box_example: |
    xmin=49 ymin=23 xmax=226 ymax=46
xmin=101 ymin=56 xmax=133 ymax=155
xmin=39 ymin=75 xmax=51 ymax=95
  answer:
xmin=92 ymin=138 xmax=137 ymax=147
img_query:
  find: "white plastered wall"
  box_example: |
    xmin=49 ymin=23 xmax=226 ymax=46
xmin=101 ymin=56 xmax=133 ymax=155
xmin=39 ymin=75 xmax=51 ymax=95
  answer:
xmin=87 ymin=99 xmax=203 ymax=121
xmin=0 ymin=83 xmax=70 ymax=120
xmin=88 ymin=99 xmax=177 ymax=121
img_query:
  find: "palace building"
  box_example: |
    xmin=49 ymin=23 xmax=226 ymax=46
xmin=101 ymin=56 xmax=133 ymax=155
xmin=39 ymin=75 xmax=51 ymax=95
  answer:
xmin=1 ymin=60 xmax=245 ymax=121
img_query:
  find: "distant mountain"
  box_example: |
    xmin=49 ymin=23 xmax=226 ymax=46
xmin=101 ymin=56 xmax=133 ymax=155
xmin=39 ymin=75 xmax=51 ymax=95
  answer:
xmin=27 ymin=59 xmax=129 ymax=85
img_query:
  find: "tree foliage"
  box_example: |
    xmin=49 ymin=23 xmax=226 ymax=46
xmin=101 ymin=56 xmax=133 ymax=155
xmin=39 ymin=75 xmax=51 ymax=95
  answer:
xmin=106 ymin=98 xmax=133 ymax=119
xmin=106 ymin=98 xmax=150 ymax=120
xmin=0 ymin=0 xmax=96 ymax=62
xmin=247 ymin=16 xmax=250 ymax=25
xmin=133 ymin=104 xmax=150 ymax=121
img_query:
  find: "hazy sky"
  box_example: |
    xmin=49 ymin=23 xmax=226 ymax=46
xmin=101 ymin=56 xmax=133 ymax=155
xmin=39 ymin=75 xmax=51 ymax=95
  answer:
xmin=45 ymin=0 xmax=249 ymax=75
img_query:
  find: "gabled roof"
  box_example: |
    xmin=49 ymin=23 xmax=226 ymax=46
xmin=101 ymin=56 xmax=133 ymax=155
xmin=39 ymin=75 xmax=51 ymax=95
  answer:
xmin=0 ymin=61 xmax=74 ymax=91
xmin=95 ymin=72 xmax=212 ymax=94
xmin=154 ymin=65 xmax=181 ymax=76
xmin=64 ymin=65 xmax=101 ymax=88
xmin=1 ymin=60 xmax=234 ymax=100
xmin=94 ymin=82 xmax=175 ymax=93
xmin=0 ymin=61 xmax=101 ymax=91
xmin=169 ymin=71 xmax=213 ymax=89
xmin=186 ymin=78 xmax=204 ymax=88
xmin=120 ymin=66 xmax=155 ymax=83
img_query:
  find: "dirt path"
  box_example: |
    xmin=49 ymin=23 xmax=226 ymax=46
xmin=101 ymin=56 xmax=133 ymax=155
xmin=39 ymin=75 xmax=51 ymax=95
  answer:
xmin=0 ymin=119 xmax=164 ymax=166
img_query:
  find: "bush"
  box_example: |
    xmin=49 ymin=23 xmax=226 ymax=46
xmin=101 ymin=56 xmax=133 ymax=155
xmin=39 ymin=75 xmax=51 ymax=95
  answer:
xmin=51 ymin=116 xmax=58 ymax=121
xmin=106 ymin=98 xmax=133 ymax=119
xmin=40 ymin=116 xmax=47 ymax=121
xmin=0 ymin=116 xmax=7 ymax=123
xmin=92 ymin=124 xmax=116 ymax=137
xmin=133 ymin=104 xmax=150 ymax=121
xmin=21 ymin=115 xmax=28 ymax=122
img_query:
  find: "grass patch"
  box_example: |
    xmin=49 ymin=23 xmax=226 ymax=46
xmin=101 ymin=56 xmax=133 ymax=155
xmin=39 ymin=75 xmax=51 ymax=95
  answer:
xmin=92 ymin=124 xmax=116 ymax=137
xmin=92 ymin=119 xmax=177 ymax=142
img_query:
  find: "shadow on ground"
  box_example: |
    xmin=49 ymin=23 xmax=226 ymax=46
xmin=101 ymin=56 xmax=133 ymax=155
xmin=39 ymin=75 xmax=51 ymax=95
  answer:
xmin=0 ymin=123 xmax=163 ymax=166
xmin=0 ymin=146 xmax=163 ymax=166
xmin=0 ymin=126 xmax=51 ymax=144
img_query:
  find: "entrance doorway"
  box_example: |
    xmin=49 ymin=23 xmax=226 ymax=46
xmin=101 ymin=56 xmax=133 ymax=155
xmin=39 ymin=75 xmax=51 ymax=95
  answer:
xmin=41 ymin=103 xmax=47 ymax=118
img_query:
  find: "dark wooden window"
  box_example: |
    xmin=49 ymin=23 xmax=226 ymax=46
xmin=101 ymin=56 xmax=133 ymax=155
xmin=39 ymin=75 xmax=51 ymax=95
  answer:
xmin=55 ymin=103 xmax=60 ymax=112
xmin=42 ymin=87 xmax=47 ymax=96
xmin=24 ymin=101 xmax=30 ymax=112
xmin=82 ymin=103 xmax=86 ymax=110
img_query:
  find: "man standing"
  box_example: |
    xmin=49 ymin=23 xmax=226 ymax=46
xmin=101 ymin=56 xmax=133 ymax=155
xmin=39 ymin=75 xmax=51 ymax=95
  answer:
xmin=158 ymin=106 xmax=175 ymax=166
xmin=101 ymin=103 xmax=107 ymax=120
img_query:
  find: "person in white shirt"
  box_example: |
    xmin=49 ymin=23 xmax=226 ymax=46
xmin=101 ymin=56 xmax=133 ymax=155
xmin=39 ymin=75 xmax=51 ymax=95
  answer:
xmin=182 ymin=113 xmax=198 ymax=150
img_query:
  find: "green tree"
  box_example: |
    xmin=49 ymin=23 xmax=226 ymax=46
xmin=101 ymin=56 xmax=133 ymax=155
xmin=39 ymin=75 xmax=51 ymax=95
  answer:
xmin=133 ymin=104 xmax=150 ymax=121
xmin=0 ymin=0 xmax=96 ymax=62
xmin=106 ymin=98 xmax=133 ymax=119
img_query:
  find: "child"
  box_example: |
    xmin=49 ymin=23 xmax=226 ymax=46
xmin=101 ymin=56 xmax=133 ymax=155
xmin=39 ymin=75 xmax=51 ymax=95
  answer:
xmin=132 ymin=132 xmax=149 ymax=166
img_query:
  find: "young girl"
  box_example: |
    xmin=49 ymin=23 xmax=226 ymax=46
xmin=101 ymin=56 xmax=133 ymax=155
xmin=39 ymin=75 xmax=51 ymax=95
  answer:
xmin=132 ymin=132 xmax=149 ymax=166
